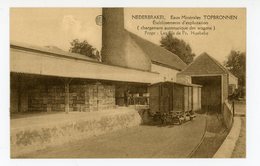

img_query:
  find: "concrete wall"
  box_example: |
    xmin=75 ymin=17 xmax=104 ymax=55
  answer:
xmin=222 ymin=100 xmax=233 ymax=129
xmin=11 ymin=108 xmax=142 ymax=157
xmin=151 ymin=64 xmax=179 ymax=82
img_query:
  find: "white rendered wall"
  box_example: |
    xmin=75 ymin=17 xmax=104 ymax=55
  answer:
xmin=228 ymin=73 xmax=238 ymax=88
xmin=151 ymin=64 xmax=179 ymax=82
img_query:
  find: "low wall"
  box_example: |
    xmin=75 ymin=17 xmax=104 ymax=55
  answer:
xmin=11 ymin=108 xmax=141 ymax=157
xmin=222 ymin=100 xmax=233 ymax=129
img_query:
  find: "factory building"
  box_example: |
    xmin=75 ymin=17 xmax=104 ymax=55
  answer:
xmin=10 ymin=8 xmax=186 ymax=114
xmin=10 ymin=8 xmax=237 ymax=115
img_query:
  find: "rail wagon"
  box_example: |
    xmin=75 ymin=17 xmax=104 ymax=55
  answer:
xmin=148 ymin=81 xmax=202 ymax=124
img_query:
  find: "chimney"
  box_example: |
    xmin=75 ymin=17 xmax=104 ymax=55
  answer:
xmin=101 ymin=8 xmax=151 ymax=71
xmin=102 ymin=8 xmax=126 ymax=66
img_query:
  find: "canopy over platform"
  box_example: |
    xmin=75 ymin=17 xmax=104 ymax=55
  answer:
xmin=10 ymin=42 xmax=160 ymax=84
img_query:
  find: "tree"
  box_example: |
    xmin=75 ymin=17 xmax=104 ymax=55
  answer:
xmin=69 ymin=39 xmax=101 ymax=61
xmin=224 ymin=50 xmax=246 ymax=98
xmin=160 ymin=32 xmax=196 ymax=64
xmin=224 ymin=50 xmax=246 ymax=88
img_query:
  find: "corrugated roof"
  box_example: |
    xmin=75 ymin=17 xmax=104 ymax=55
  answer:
xmin=10 ymin=41 xmax=98 ymax=62
xmin=179 ymin=53 xmax=232 ymax=75
xmin=127 ymin=32 xmax=187 ymax=71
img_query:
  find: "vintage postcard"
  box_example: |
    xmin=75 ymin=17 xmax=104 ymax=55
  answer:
xmin=10 ymin=8 xmax=246 ymax=158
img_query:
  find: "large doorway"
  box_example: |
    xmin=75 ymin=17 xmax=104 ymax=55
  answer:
xmin=191 ymin=76 xmax=222 ymax=113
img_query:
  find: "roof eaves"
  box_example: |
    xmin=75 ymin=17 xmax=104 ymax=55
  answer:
xmin=151 ymin=60 xmax=182 ymax=71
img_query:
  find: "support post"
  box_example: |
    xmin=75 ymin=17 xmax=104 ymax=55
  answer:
xmin=65 ymin=82 xmax=70 ymax=114
xmin=96 ymin=81 xmax=102 ymax=111
xmin=64 ymin=78 xmax=72 ymax=114
xmin=17 ymin=78 xmax=22 ymax=113
xmin=232 ymin=100 xmax=235 ymax=117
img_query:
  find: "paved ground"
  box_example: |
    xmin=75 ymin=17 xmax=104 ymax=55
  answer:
xmin=18 ymin=114 xmax=206 ymax=158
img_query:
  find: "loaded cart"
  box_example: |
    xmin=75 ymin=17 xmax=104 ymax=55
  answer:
xmin=148 ymin=81 xmax=202 ymax=124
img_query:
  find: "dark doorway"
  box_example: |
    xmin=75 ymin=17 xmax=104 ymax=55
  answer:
xmin=192 ymin=76 xmax=222 ymax=113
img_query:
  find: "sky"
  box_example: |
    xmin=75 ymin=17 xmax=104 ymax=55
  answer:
xmin=10 ymin=8 xmax=246 ymax=64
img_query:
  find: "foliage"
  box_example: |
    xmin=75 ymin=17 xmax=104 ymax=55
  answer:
xmin=225 ymin=50 xmax=246 ymax=98
xmin=160 ymin=32 xmax=196 ymax=64
xmin=224 ymin=50 xmax=246 ymax=88
xmin=69 ymin=39 xmax=101 ymax=61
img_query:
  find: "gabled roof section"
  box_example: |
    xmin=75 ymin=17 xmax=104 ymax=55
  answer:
xmin=179 ymin=53 xmax=230 ymax=75
xmin=127 ymin=32 xmax=187 ymax=71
